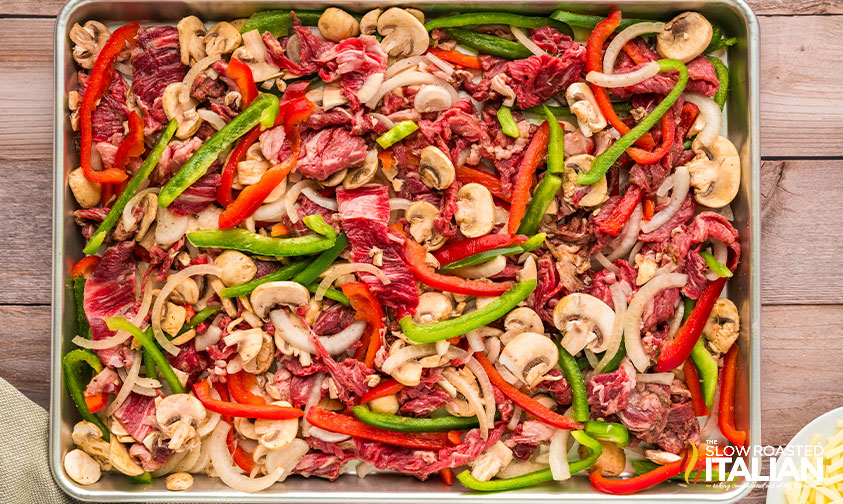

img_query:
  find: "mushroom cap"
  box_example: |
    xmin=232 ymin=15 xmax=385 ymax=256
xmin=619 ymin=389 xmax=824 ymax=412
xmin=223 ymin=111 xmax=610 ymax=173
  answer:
xmin=377 ymin=7 xmax=430 ymax=57
xmin=702 ymin=297 xmax=740 ymax=354
xmin=161 ymin=82 xmax=201 ymax=139
xmin=455 ymin=183 xmax=495 ymax=238
xmin=553 ymin=293 xmax=615 ymax=355
xmin=318 ymin=8 xmax=361 ymax=42
xmin=214 ymin=250 xmax=257 ymax=286
xmin=414 ymin=85 xmax=454 ymax=113
xmin=656 ymin=12 xmax=713 ymax=63
xmin=687 ymin=135 xmax=741 ymax=208
xmin=224 ymin=328 xmax=267 ymax=363
xmin=109 ymin=437 xmax=145 ymax=476
xmin=406 ymin=200 xmax=443 ymax=247
xmin=64 ymin=449 xmax=102 ymax=485
xmin=419 ymin=146 xmax=456 ymax=189
xmin=344 ymin=149 xmax=379 ymax=189
xmin=254 ymin=401 xmax=299 ymax=450
xmin=504 ymin=307 xmax=545 ymax=336
xmin=414 ymin=291 xmax=454 ymax=324
xmin=360 ymin=9 xmax=382 ymax=35
xmin=155 ymin=394 xmax=206 ymax=437
xmin=250 ymin=281 xmax=310 ymax=319
xmin=204 ymin=22 xmax=241 ymax=57
xmin=499 ymin=332 xmax=559 ymax=387
xmin=177 ymin=16 xmax=206 ymax=65
xmin=448 ymin=254 xmax=507 ymax=279
xmin=563 ymin=154 xmax=608 ymax=208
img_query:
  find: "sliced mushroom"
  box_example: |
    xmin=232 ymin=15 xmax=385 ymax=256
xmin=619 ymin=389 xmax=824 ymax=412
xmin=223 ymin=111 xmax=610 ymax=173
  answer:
xmin=414 ymin=292 xmax=453 ymax=324
xmin=322 ymin=81 xmax=348 ymax=110
xmin=253 ymin=401 xmax=299 ymax=450
xmin=502 ymin=307 xmax=544 ymax=344
xmin=443 ymin=367 xmax=481 ymax=416
xmin=470 ymin=441 xmax=513 ymax=482
xmin=392 ymin=361 xmax=423 ymax=386
xmin=68 ymin=167 xmax=101 ymax=208
xmin=584 ymin=440 xmax=626 ymax=477
xmin=318 ymin=8 xmax=360 ymax=42
xmin=69 ymin=21 xmax=110 ymax=69
xmin=162 ymin=82 xmax=202 ymax=139
xmin=419 ymin=146 xmax=455 ymax=190
xmin=156 ymin=394 xmax=206 ymax=451
xmin=161 ymin=302 xmax=187 ymax=337
xmin=377 ymin=8 xmax=429 ymax=57
xmin=369 ymin=394 xmax=400 ymax=415
xmin=64 ymin=449 xmax=102 ymax=485
xmin=455 ymin=183 xmax=495 ymax=238
xmin=204 ymin=22 xmax=241 ymax=57
xmin=344 ymin=149 xmax=379 ymax=189
xmin=133 ymin=192 xmax=158 ymax=242
xmin=702 ymin=297 xmax=739 ymax=355
xmin=241 ymin=331 xmax=275 ymax=374
xmin=177 ymin=16 xmax=207 ymax=65
xmin=360 ymin=9 xmax=382 ymax=35
xmin=169 ymin=277 xmax=200 ymax=305
xmin=406 ymin=201 xmax=446 ymax=250
xmin=553 ymin=293 xmax=615 ymax=355
xmin=414 ymin=85 xmax=454 ymax=113
xmin=499 ymin=332 xmax=558 ymax=387
xmin=566 ymin=83 xmax=607 ymax=137
xmin=213 ymin=250 xmax=257 ymax=286
xmin=687 ymin=135 xmax=741 ymax=208
xmin=250 ymin=281 xmax=310 ymax=319
xmin=71 ymin=421 xmax=111 ymax=470
xmin=224 ymin=328 xmax=266 ymax=364
xmin=233 ymin=30 xmax=282 ymax=82
xmin=166 ymin=472 xmax=194 ymax=491
xmin=656 ymin=12 xmax=713 ymax=63
xmin=562 ymin=154 xmax=608 ymax=208
xmin=449 ymin=255 xmax=507 ymax=279
xmin=109 ymin=438 xmax=145 ymax=476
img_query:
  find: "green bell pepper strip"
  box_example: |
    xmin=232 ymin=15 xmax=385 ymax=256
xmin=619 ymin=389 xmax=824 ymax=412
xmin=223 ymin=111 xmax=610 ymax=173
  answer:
xmin=497 ymin=106 xmax=520 ymax=138
xmin=700 ymin=251 xmax=733 ymax=278
xmin=597 ymin=339 xmax=627 ymax=374
xmin=424 ymin=12 xmax=572 ymax=36
xmin=292 ymin=232 xmax=349 ymax=286
xmin=159 ymin=93 xmax=280 ymax=207
xmin=83 ymin=119 xmax=178 ymax=254
xmin=691 ymin=337 xmax=719 ymax=410
xmin=631 ymin=459 xmax=719 ymax=482
xmin=399 ymin=280 xmax=537 ymax=343
xmin=705 ymin=24 xmax=737 ymax=54
xmin=584 ymin=420 xmax=629 ymax=447
xmin=186 ymin=305 xmax=221 ymax=328
xmin=576 ymin=356 xmax=590 ymax=371
xmin=708 ymin=56 xmax=730 ymax=110
xmin=187 ymin=214 xmax=336 ymax=257
xmin=72 ymin=277 xmax=91 ymax=339
xmin=105 ymin=317 xmax=186 ymax=394
xmin=577 ymin=59 xmax=688 ymax=186
xmin=438 ymin=233 xmax=545 ymax=272
xmin=516 ymin=173 xmax=563 ymax=236
xmin=239 ymin=10 xmax=323 ymax=38
xmin=444 ymin=28 xmax=532 ymax=59
xmin=62 ymin=349 xmax=110 ymax=440
xmin=127 ymin=472 xmax=154 ymax=485
xmin=306 ymin=283 xmax=350 ymax=306
xmin=351 ymin=405 xmax=487 ymax=433
xmin=549 ymin=10 xmax=652 ymax=31
xmin=376 ymin=120 xmax=418 ymax=149
xmin=542 ymin=105 xmax=564 ymax=175
xmin=456 ymin=430 xmax=602 ymax=491
xmin=143 ymin=345 xmax=158 ymax=379
xmin=219 ymin=261 xmax=308 ymax=298
xmin=558 ymin=347 xmax=588 ymax=422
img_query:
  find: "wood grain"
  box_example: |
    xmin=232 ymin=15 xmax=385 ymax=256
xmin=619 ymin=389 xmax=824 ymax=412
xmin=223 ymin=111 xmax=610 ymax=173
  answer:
xmin=0 ymin=306 xmax=51 ymax=409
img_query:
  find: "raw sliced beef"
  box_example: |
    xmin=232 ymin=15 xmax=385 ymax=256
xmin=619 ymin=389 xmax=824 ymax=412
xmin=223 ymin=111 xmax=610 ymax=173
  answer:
xmin=132 ymin=26 xmax=186 ymax=133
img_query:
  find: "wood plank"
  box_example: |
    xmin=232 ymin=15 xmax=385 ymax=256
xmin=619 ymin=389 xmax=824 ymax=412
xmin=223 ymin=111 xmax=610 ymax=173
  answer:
xmin=0 ymin=306 xmax=51 ymax=409
xmin=0 ymin=61 xmax=52 ymax=162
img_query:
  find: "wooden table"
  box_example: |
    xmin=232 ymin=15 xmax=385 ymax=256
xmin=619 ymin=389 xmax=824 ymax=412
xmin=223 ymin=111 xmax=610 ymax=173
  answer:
xmin=1 ymin=1 xmax=841 ymax=501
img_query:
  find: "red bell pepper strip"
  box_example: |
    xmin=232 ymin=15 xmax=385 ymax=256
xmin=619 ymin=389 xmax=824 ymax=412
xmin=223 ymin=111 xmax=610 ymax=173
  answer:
xmin=447 ymin=430 xmax=462 ymax=445
xmin=432 ymin=234 xmax=527 ymax=266
xmin=226 ymin=371 xmax=266 ymax=406
xmin=226 ymin=428 xmax=256 ymax=473
xmin=79 ymin=23 xmax=139 ymax=184
xmin=586 ymin=11 xmax=655 ymax=151
xmin=342 ymin=282 xmax=384 ymax=368
xmin=193 ymin=380 xmax=303 ymax=420
xmin=657 ymin=277 xmax=727 ymax=372
xmin=216 ymin=126 xmax=261 ymax=206
xmin=679 ymin=102 xmax=700 ymax=138
xmin=507 ymin=121 xmax=550 ymax=233
xmin=626 ymin=110 xmax=675 ymax=165
xmin=440 ymin=467 xmax=455 ymax=486
xmin=426 ymin=47 xmax=482 ymax=69
xmin=454 ymin=165 xmax=510 ymax=202
xmin=589 ymin=457 xmax=682 ymax=494
xmin=683 ymin=359 xmax=709 ymax=416
xmin=642 ymin=196 xmax=655 ymax=221
xmin=595 ymin=185 xmax=644 ymax=236
xmin=360 ymin=378 xmax=406 ymax=405
xmin=226 ymin=57 xmax=258 ymax=107
xmin=306 ymin=406 xmax=451 ymax=450
xmin=111 ymin=110 xmax=145 ymax=171
xmin=475 ymin=352 xmax=582 ymax=430
xmin=84 ymin=392 xmax=109 ymax=414
xmin=719 ymin=345 xmax=747 ymax=447
xmin=403 ymin=236 xmax=513 ymax=296
xmin=621 ymin=40 xmax=652 ymax=65
xmin=71 ymin=255 xmax=101 ymax=279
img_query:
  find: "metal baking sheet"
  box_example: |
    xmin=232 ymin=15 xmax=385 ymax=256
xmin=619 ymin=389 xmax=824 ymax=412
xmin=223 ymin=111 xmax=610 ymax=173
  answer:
xmin=50 ymin=0 xmax=761 ymax=501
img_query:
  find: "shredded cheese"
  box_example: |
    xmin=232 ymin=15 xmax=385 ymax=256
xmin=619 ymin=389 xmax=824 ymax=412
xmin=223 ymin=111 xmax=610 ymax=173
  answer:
xmin=786 ymin=421 xmax=843 ymax=504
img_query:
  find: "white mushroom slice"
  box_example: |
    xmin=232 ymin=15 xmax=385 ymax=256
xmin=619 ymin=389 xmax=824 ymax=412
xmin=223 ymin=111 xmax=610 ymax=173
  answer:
xmin=344 ymin=149 xmax=379 ymax=189
xmin=250 ymin=281 xmax=310 ymax=319
xmin=499 ymin=332 xmax=559 ymax=387
xmin=406 ymin=201 xmax=446 ymax=250
xmin=204 ymin=22 xmax=241 ymax=57
xmin=503 ymin=307 xmax=544 ymax=343
xmin=253 ymin=401 xmax=299 ymax=450
xmin=392 ymin=361 xmax=423 ymax=387
xmin=169 ymin=277 xmax=200 ymax=305
xmin=166 ymin=472 xmax=194 ymax=491
xmin=213 ymin=250 xmax=257 ymax=287
xmin=377 ymin=8 xmax=429 ymax=57
xmin=443 ymin=367 xmax=481 ymax=417
xmin=562 ymin=154 xmax=608 ymax=208
xmin=233 ymin=30 xmax=282 ymax=82
xmin=69 ymin=21 xmax=110 ymax=69
xmin=109 ymin=438 xmax=145 ymax=476
xmin=224 ymin=328 xmax=266 ymax=364
xmin=414 ymin=85 xmax=454 ymax=113
xmin=470 ymin=441 xmax=513 ymax=482
xmin=419 ymin=146 xmax=456 ymax=190
xmin=155 ymin=205 xmax=189 ymax=246
xmin=68 ymin=167 xmax=101 ymax=208
xmin=241 ymin=331 xmax=275 ymax=374
xmin=162 ymin=82 xmax=202 ymax=139
xmin=177 ymin=16 xmax=207 ymax=65
xmin=156 ymin=394 xmax=206 ymax=451
xmin=656 ymin=12 xmax=713 ymax=63
xmin=414 ymin=292 xmax=453 ymax=324
xmin=687 ymin=135 xmax=741 ymax=208
xmin=702 ymin=297 xmax=740 ymax=355
xmin=321 ymin=82 xmax=348 ymax=110
xmin=553 ymin=293 xmax=615 ymax=355
xmin=71 ymin=421 xmax=111 ymax=469
xmin=360 ymin=9 xmax=382 ymax=35
xmin=589 ymin=440 xmax=627 ymax=477
xmin=455 ymin=183 xmax=495 ymax=238
xmin=318 ymin=8 xmax=360 ymax=42
xmin=64 ymin=449 xmax=102 ymax=485
xmin=566 ymin=83 xmax=606 ymax=137
xmin=369 ymin=394 xmax=400 ymax=414
xmin=448 ymin=255 xmax=507 ymax=279
xmin=161 ymin=302 xmax=187 ymax=337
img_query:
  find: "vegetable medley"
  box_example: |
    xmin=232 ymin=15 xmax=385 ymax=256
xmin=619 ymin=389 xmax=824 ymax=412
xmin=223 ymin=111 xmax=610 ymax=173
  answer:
xmin=63 ymin=6 xmax=745 ymax=495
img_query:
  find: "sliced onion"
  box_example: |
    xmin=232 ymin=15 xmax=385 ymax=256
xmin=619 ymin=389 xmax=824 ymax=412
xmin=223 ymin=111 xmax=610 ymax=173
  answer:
xmin=624 ymin=273 xmax=687 ymax=372
xmin=593 ymin=252 xmax=620 ymax=275
xmin=603 ymin=22 xmax=665 ymax=74
xmin=270 ymin=309 xmax=366 ymax=354
xmin=584 ymin=349 xmax=600 ymax=369
xmin=641 ymin=165 xmax=690 ymax=233
xmin=356 ymin=72 xmax=384 ymax=103
xmin=705 ymin=240 xmax=729 ymax=281
xmin=155 ymin=205 xmax=189 ymax=247
xmin=382 ymin=343 xmax=436 ymax=374
xmin=301 ymin=372 xmax=325 ymax=437
xmin=315 ymin=263 xmax=390 ymax=301
xmin=369 ymin=113 xmax=395 ymax=130
xmin=285 ymin=180 xmax=311 ymax=224
xmin=198 ymin=109 xmax=227 ymax=130
xmin=549 ymin=429 xmax=571 ymax=481
xmin=596 ymin=282 xmax=625 ymax=375
xmin=656 ymin=174 xmax=675 ymax=197
xmin=510 ymin=26 xmax=547 ymax=57
xmin=384 ymin=56 xmax=426 ymax=79
xmin=443 ymin=368 xmax=489 ymax=440
xmin=628 ymin=240 xmax=644 ymax=265
xmin=152 ymin=265 xmax=222 ymax=356
xmin=118 ymin=367 xmax=161 ymax=392
xmin=356 ymin=462 xmax=376 ymax=479
xmin=467 ymin=357 xmax=496 ymax=430
xmin=465 ymin=331 xmax=486 ymax=353
xmin=197 ymin=411 xmax=221 ymax=438
xmin=586 ymin=61 xmax=660 ymax=88
xmin=606 ymin=203 xmax=643 ymax=261
xmin=151 ymin=449 xmax=188 ymax=477
xmin=683 ymin=92 xmax=721 ymax=148
xmin=252 ymin=190 xmax=288 ymax=222
xmin=424 ymin=52 xmax=454 ymax=75
xmin=366 ymin=71 xmax=459 ymax=109
xmin=666 ymin=298 xmax=685 ymax=340
xmin=636 ymin=372 xmax=675 ymax=385
xmin=181 ymin=55 xmax=220 ymax=103
xmin=209 ymin=422 xmax=286 ymax=492
xmin=121 ymin=187 xmax=159 ymax=231
xmin=301 ymin=186 xmax=338 ymax=211
xmin=309 ymin=426 xmax=351 ymax=443
xmin=264 ymin=438 xmax=310 ymax=482
xmin=72 ymin=275 xmax=153 ymax=350
xmin=105 ymin=350 xmax=142 ymax=416
xmin=388 ymin=198 xmax=411 ymax=211
xmin=507 ymin=405 xmax=522 ymax=431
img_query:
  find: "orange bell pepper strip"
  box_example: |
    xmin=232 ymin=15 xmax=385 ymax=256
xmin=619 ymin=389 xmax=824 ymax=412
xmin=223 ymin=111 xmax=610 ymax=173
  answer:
xmin=226 ymin=57 xmax=258 ymax=106
xmin=626 ymin=110 xmax=675 ymax=165
xmin=426 ymin=47 xmax=482 ymax=69
xmin=718 ymin=345 xmax=747 ymax=447
xmin=683 ymin=359 xmax=709 ymax=416
xmin=454 ymin=165 xmax=510 ymax=202
xmin=71 ymin=255 xmax=101 ymax=279
xmin=216 ymin=126 xmax=261 ymax=206
xmin=341 ymin=282 xmax=384 ymax=368
xmin=84 ymin=392 xmax=109 ymax=414
xmin=507 ymin=121 xmax=550 ymax=233
xmin=440 ymin=467 xmax=455 ymax=485
xmin=642 ymin=195 xmax=655 ymax=221
xmin=360 ymin=378 xmax=405 ymax=405
xmin=226 ymin=371 xmax=266 ymax=406
xmin=111 ymin=110 xmax=145 ymax=171
xmin=193 ymin=380 xmax=303 ymax=420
